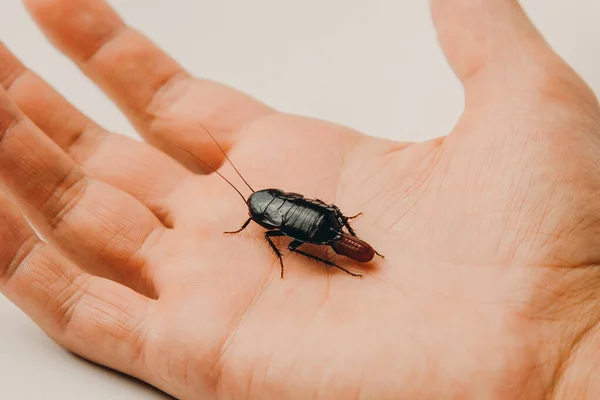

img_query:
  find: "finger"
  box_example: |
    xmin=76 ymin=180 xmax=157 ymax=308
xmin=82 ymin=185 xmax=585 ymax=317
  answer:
xmin=0 ymin=86 xmax=163 ymax=296
xmin=23 ymin=0 xmax=274 ymax=166
xmin=431 ymin=0 xmax=548 ymax=83
xmin=0 ymin=194 xmax=152 ymax=379
xmin=0 ymin=42 xmax=190 ymax=226
xmin=430 ymin=0 xmax=589 ymax=100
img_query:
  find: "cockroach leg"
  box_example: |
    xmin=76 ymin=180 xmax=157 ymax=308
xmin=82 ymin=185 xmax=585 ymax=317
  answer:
xmin=163 ymin=121 xmax=379 ymax=278
xmin=224 ymin=218 xmax=252 ymax=235
xmin=265 ymin=230 xmax=286 ymax=278
xmin=335 ymin=208 xmax=362 ymax=237
xmin=343 ymin=221 xmax=357 ymax=236
xmin=288 ymin=240 xmax=363 ymax=278
xmin=347 ymin=212 xmax=363 ymax=220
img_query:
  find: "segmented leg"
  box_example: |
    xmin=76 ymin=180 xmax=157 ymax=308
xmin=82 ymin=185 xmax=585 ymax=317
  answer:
xmin=347 ymin=212 xmax=363 ymax=220
xmin=343 ymin=220 xmax=357 ymax=236
xmin=288 ymin=240 xmax=362 ymax=277
xmin=265 ymin=230 xmax=286 ymax=278
xmin=342 ymin=212 xmax=362 ymax=236
xmin=224 ymin=218 xmax=252 ymax=234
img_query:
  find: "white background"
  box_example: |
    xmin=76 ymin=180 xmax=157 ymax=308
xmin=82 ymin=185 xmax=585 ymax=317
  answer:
xmin=1 ymin=1 xmax=599 ymax=398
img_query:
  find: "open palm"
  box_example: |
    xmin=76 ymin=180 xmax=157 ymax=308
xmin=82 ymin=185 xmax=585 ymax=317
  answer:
xmin=2 ymin=1 xmax=600 ymax=399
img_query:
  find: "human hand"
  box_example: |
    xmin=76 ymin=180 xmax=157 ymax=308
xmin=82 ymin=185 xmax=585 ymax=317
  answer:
xmin=1 ymin=0 xmax=600 ymax=398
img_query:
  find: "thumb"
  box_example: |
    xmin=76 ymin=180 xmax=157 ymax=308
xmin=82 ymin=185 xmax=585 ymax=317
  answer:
xmin=430 ymin=0 xmax=578 ymax=99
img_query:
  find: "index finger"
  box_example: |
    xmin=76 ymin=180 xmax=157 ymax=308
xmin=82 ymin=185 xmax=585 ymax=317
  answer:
xmin=23 ymin=0 xmax=273 ymax=145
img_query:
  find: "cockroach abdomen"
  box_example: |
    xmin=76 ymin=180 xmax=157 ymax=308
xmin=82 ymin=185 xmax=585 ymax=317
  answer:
xmin=331 ymin=234 xmax=375 ymax=263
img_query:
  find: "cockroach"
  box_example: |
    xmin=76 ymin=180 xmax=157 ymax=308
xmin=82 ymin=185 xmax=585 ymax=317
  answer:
xmin=170 ymin=123 xmax=384 ymax=278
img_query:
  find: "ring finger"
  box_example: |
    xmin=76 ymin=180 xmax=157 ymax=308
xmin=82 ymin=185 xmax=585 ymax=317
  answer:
xmin=0 ymin=86 xmax=165 ymax=296
xmin=0 ymin=41 xmax=192 ymax=227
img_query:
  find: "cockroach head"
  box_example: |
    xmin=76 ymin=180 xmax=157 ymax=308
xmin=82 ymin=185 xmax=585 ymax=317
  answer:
xmin=247 ymin=189 xmax=284 ymax=216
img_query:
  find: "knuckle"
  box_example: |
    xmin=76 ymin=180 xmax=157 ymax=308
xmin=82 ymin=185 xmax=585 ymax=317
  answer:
xmin=144 ymin=70 xmax=190 ymax=124
xmin=79 ymin=25 xmax=129 ymax=65
xmin=45 ymin=171 xmax=89 ymax=232
xmin=53 ymin=275 xmax=92 ymax=334
xmin=530 ymin=64 xmax=599 ymax=111
xmin=2 ymin=65 xmax=30 ymax=93
xmin=0 ymin=236 xmax=43 ymax=285
xmin=125 ymin=320 xmax=149 ymax=368
xmin=0 ymin=111 xmax=25 ymax=148
xmin=53 ymin=277 xmax=150 ymax=368
xmin=63 ymin=122 xmax=107 ymax=162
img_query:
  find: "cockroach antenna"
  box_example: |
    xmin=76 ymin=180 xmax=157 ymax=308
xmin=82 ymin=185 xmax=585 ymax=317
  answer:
xmin=194 ymin=122 xmax=255 ymax=194
xmin=164 ymin=138 xmax=249 ymax=204
xmin=160 ymin=119 xmax=382 ymax=279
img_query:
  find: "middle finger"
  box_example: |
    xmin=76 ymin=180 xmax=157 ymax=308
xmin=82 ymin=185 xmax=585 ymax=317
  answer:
xmin=0 ymin=42 xmax=191 ymax=226
xmin=0 ymin=86 xmax=164 ymax=296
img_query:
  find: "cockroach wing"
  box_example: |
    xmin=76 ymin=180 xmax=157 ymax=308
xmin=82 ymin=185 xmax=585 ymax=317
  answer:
xmin=331 ymin=233 xmax=375 ymax=263
xmin=261 ymin=197 xmax=286 ymax=226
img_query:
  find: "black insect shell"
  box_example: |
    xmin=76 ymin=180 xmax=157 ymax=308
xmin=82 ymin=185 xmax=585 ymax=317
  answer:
xmin=247 ymin=189 xmax=283 ymax=214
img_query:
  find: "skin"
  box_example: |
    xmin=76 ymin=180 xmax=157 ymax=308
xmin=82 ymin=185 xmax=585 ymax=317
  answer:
xmin=1 ymin=0 xmax=600 ymax=398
